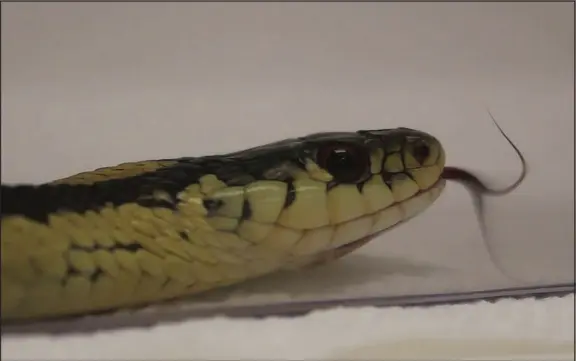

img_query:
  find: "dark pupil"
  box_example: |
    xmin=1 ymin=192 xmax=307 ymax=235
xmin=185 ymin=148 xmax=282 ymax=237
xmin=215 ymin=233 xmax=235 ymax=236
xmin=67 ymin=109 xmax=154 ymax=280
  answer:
xmin=325 ymin=148 xmax=363 ymax=183
xmin=413 ymin=143 xmax=430 ymax=164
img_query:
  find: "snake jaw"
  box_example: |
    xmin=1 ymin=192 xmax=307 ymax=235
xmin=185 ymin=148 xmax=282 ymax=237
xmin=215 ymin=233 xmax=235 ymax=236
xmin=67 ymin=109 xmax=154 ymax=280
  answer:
xmin=296 ymin=177 xmax=446 ymax=269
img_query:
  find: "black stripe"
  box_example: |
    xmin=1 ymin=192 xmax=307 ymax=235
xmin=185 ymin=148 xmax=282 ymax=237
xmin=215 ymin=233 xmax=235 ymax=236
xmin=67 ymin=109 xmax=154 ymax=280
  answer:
xmin=284 ymin=181 xmax=296 ymax=208
xmin=203 ymin=199 xmax=224 ymax=216
xmin=241 ymin=200 xmax=252 ymax=220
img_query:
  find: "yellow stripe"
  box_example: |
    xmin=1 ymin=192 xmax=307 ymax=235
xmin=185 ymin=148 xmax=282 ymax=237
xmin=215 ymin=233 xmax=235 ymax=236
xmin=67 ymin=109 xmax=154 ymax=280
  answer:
xmin=50 ymin=160 xmax=178 ymax=185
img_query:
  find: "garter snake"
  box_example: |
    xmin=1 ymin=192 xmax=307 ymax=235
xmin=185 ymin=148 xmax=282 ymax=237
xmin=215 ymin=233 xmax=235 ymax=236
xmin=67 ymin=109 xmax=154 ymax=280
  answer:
xmin=0 ymin=117 xmax=526 ymax=323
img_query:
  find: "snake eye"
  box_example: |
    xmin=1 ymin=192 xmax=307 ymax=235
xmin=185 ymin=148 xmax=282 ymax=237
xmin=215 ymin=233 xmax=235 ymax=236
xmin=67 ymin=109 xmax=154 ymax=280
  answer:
xmin=412 ymin=141 xmax=431 ymax=165
xmin=316 ymin=143 xmax=370 ymax=183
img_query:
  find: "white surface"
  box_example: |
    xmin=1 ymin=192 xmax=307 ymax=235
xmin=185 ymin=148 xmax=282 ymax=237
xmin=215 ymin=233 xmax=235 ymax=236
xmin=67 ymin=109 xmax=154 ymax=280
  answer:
xmin=3 ymin=295 xmax=574 ymax=360
xmin=1 ymin=2 xmax=574 ymax=360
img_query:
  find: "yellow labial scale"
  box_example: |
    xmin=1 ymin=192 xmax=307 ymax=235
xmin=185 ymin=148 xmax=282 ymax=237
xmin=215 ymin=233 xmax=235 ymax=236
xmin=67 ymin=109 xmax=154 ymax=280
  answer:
xmin=390 ymin=174 xmax=420 ymax=202
xmin=383 ymin=153 xmax=404 ymax=173
xmin=245 ymin=180 xmax=288 ymax=223
xmin=92 ymin=250 xmax=121 ymax=277
xmin=291 ymin=226 xmax=334 ymax=256
xmin=332 ymin=216 xmax=373 ymax=248
xmin=177 ymin=185 xmax=208 ymax=217
xmin=409 ymin=165 xmax=442 ymax=190
xmin=290 ymin=168 xmax=312 ymax=181
xmin=327 ymin=184 xmax=367 ymax=224
xmin=401 ymin=190 xmax=432 ymax=219
xmin=259 ymin=226 xmax=303 ymax=254
xmin=237 ymin=220 xmax=274 ymax=243
xmin=207 ymin=217 xmax=239 ymax=231
xmin=199 ymin=174 xmax=227 ymax=195
xmin=370 ymin=148 xmax=385 ymax=174
xmin=403 ymin=149 xmax=421 ymax=169
xmin=361 ymin=175 xmax=395 ymax=213
xmin=402 ymin=142 xmax=423 ymax=169
xmin=114 ymin=250 xmax=142 ymax=276
xmin=304 ymin=159 xmax=334 ymax=182
xmin=371 ymin=204 xmax=404 ymax=233
xmin=210 ymin=186 xmax=245 ymax=218
xmin=67 ymin=249 xmax=97 ymax=275
xmin=277 ymin=178 xmax=330 ymax=230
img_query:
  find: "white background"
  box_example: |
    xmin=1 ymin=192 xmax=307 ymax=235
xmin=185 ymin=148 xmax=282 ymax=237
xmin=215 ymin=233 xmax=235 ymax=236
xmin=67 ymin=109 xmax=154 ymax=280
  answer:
xmin=1 ymin=2 xmax=574 ymax=358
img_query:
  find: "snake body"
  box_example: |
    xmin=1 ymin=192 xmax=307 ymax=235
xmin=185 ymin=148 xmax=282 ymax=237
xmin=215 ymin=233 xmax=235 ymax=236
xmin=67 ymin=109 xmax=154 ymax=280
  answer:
xmin=1 ymin=128 xmax=447 ymax=322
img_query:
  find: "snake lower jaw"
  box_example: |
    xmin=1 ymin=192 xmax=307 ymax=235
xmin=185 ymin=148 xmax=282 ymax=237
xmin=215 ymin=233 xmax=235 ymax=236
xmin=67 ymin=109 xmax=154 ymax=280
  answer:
xmin=304 ymin=177 xmax=446 ymax=269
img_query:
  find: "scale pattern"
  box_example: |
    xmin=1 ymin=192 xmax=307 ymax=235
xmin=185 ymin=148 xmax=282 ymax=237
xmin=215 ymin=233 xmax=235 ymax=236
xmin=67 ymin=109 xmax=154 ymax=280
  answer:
xmin=1 ymin=128 xmax=446 ymax=321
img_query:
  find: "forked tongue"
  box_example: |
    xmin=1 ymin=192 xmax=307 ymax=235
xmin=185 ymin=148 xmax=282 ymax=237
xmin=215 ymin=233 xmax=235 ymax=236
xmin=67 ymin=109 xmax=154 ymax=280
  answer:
xmin=442 ymin=110 xmax=528 ymax=283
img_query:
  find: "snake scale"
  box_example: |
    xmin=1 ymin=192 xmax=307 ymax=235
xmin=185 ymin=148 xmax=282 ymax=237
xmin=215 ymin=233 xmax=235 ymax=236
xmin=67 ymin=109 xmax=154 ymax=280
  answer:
xmin=1 ymin=119 xmax=526 ymax=323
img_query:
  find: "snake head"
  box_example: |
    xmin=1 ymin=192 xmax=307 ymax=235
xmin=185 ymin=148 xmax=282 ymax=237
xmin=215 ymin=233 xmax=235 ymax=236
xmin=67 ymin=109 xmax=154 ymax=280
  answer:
xmin=293 ymin=127 xmax=446 ymax=194
xmin=257 ymin=128 xmax=448 ymax=269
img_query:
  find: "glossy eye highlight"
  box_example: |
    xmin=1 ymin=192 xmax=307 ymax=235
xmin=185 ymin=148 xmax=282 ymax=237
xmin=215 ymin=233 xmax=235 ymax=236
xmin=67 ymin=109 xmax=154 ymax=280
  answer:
xmin=316 ymin=143 xmax=370 ymax=183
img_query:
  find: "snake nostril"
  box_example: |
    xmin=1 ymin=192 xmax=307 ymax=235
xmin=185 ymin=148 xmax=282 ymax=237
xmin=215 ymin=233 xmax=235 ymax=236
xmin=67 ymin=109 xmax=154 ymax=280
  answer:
xmin=412 ymin=142 xmax=430 ymax=164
